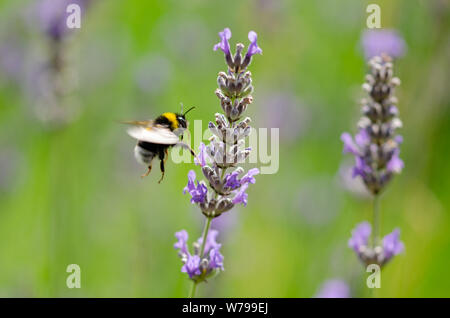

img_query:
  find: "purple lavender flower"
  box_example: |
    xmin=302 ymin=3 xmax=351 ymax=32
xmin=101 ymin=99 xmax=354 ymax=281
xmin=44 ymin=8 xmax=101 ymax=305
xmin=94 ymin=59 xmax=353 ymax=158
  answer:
xmin=214 ymin=28 xmax=262 ymax=73
xmin=174 ymin=229 xmax=225 ymax=282
xmin=194 ymin=142 xmax=209 ymax=167
xmin=224 ymin=170 xmax=241 ymax=190
xmin=232 ymin=183 xmax=249 ymax=206
xmin=361 ymin=29 xmax=406 ymax=60
xmin=209 ymin=248 xmax=224 ymax=270
xmin=246 ymin=31 xmax=263 ymax=58
xmin=386 ymin=149 xmax=404 ymax=174
xmin=240 ymin=168 xmax=259 ymax=185
xmin=341 ymin=55 xmax=403 ymax=195
xmin=348 ymin=221 xmax=371 ymax=253
xmin=257 ymin=90 xmax=309 ymax=143
xmin=348 ymin=222 xmax=404 ymax=267
xmin=315 ymin=280 xmax=350 ymax=298
xmin=213 ymin=28 xmax=232 ymax=56
xmin=382 ymin=228 xmax=405 ymax=262
xmin=181 ymin=254 xmax=202 ymax=279
xmin=196 ymin=229 xmax=221 ymax=256
xmin=174 ymin=230 xmax=189 ymax=255
xmin=338 ymin=160 xmax=372 ymax=199
xmin=36 ymin=0 xmax=89 ymax=41
xmin=0 ymin=43 xmax=25 ymax=82
xmin=224 ymin=167 xmax=260 ymax=190
xmin=183 ymin=170 xmax=208 ymax=204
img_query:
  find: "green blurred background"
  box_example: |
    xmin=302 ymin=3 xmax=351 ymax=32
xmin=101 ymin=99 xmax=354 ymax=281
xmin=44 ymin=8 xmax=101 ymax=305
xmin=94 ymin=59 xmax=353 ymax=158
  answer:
xmin=0 ymin=0 xmax=449 ymax=297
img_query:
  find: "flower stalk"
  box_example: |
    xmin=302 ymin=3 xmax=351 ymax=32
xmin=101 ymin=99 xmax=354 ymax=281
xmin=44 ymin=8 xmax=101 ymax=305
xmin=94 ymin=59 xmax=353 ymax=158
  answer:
xmin=343 ymin=54 xmax=405 ymax=269
xmin=175 ymin=28 xmax=262 ymax=297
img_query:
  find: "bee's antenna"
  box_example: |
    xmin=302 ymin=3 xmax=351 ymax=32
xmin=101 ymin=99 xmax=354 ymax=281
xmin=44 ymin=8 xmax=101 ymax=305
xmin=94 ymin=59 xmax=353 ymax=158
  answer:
xmin=180 ymin=102 xmax=184 ymax=114
xmin=183 ymin=106 xmax=195 ymax=116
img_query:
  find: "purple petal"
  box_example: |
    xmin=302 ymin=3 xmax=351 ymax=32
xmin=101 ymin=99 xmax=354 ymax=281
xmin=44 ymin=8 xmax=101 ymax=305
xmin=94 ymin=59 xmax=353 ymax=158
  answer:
xmin=174 ymin=230 xmax=189 ymax=255
xmin=181 ymin=254 xmax=202 ymax=279
xmin=183 ymin=170 xmax=196 ymax=194
xmin=315 ymin=280 xmax=350 ymax=298
xmin=196 ymin=229 xmax=221 ymax=256
xmin=382 ymin=228 xmax=404 ymax=261
xmin=355 ymin=129 xmax=370 ymax=148
xmin=386 ymin=150 xmax=404 ymax=174
xmin=224 ymin=170 xmax=241 ymax=190
xmin=194 ymin=142 xmax=208 ymax=167
xmin=213 ymin=28 xmax=232 ymax=55
xmin=341 ymin=132 xmax=361 ymax=156
xmin=245 ymin=31 xmax=263 ymax=58
xmin=183 ymin=170 xmax=207 ymax=204
xmin=352 ymin=156 xmax=371 ymax=178
xmin=395 ymin=135 xmax=403 ymax=144
xmin=209 ymin=247 xmax=224 ymax=271
xmin=232 ymin=183 xmax=249 ymax=206
xmin=240 ymin=168 xmax=260 ymax=185
xmin=361 ymin=29 xmax=406 ymax=60
xmin=348 ymin=221 xmax=371 ymax=252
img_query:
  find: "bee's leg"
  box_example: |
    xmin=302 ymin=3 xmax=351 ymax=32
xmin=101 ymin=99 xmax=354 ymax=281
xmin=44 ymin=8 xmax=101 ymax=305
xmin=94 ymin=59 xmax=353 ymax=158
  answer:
xmin=174 ymin=141 xmax=196 ymax=157
xmin=164 ymin=148 xmax=169 ymax=163
xmin=158 ymin=159 xmax=165 ymax=183
xmin=157 ymin=150 xmax=166 ymax=183
xmin=141 ymin=163 xmax=152 ymax=178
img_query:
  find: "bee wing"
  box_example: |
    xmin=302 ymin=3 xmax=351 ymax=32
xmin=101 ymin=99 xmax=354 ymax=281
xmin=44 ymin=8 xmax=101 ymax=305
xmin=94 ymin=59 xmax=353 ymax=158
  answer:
xmin=126 ymin=125 xmax=179 ymax=145
xmin=121 ymin=120 xmax=154 ymax=127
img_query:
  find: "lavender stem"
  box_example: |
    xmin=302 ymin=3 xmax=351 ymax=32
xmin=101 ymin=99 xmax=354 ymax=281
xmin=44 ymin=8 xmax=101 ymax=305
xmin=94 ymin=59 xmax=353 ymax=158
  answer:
xmin=372 ymin=195 xmax=380 ymax=248
xmin=189 ymin=216 xmax=213 ymax=298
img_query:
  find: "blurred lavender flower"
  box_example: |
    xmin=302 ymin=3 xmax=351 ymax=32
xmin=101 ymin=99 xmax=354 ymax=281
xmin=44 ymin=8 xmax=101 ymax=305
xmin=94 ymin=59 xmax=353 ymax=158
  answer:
xmin=296 ymin=176 xmax=343 ymax=226
xmin=341 ymin=55 xmax=403 ymax=195
xmin=382 ymin=228 xmax=405 ymax=261
xmin=0 ymin=42 xmax=25 ymax=83
xmin=341 ymin=55 xmax=405 ymax=276
xmin=174 ymin=229 xmax=224 ymax=282
xmin=134 ymin=54 xmax=172 ymax=96
xmin=361 ymin=29 xmax=406 ymax=60
xmin=35 ymin=0 xmax=89 ymax=41
xmin=257 ymin=90 xmax=309 ymax=143
xmin=348 ymin=221 xmax=404 ymax=267
xmin=315 ymin=279 xmax=350 ymax=298
xmin=211 ymin=209 xmax=239 ymax=236
xmin=161 ymin=19 xmax=209 ymax=64
xmin=338 ymin=160 xmax=371 ymax=199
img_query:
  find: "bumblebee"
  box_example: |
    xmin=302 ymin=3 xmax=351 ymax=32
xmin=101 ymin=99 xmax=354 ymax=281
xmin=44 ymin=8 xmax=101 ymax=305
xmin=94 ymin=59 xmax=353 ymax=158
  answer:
xmin=124 ymin=106 xmax=195 ymax=183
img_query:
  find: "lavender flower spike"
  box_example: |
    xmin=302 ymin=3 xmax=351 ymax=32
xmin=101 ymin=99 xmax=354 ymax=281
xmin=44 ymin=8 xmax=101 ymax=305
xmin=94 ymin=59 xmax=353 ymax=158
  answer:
xmin=180 ymin=28 xmax=261 ymax=297
xmin=341 ymin=55 xmax=403 ymax=195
